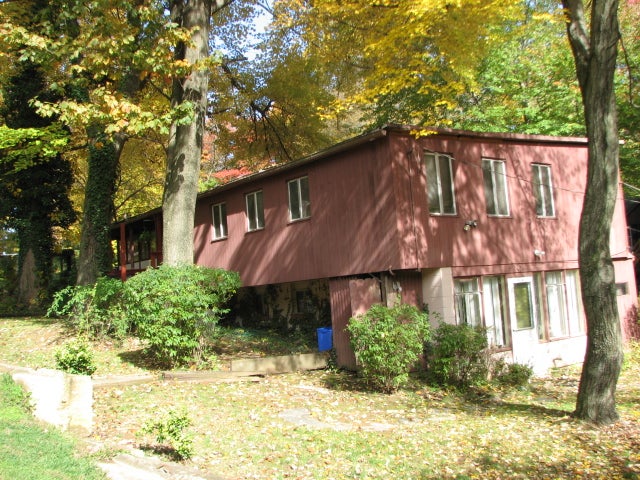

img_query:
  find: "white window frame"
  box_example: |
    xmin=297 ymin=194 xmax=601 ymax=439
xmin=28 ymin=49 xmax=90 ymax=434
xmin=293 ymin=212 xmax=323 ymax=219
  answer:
xmin=245 ymin=190 xmax=265 ymax=232
xmin=425 ymin=152 xmax=457 ymax=215
xmin=454 ymin=278 xmax=482 ymax=327
xmin=482 ymin=158 xmax=510 ymax=216
xmin=288 ymin=176 xmax=311 ymax=221
xmin=565 ymin=270 xmax=585 ymax=335
xmin=532 ymin=164 xmax=555 ymax=217
xmin=545 ymin=271 xmax=569 ymax=338
xmin=482 ymin=276 xmax=509 ymax=347
xmin=211 ymin=202 xmax=227 ymax=240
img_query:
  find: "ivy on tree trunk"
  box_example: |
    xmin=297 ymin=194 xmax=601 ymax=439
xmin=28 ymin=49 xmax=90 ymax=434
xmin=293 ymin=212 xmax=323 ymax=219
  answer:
xmin=563 ymin=0 xmax=624 ymax=425
xmin=76 ymin=132 xmax=124 ymax=285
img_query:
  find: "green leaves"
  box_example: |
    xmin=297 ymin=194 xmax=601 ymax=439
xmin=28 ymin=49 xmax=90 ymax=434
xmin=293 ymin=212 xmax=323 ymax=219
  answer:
xmin=124 ymin=265 xmax=241 ymax=367
xmin=54 ymin=339 xmax=97 ymax=375
xmin=141 ymin=409 xmax=194 ymax=461
xmin=426 ymin=323 xmax=489 ymax=388
xmin=348 ymin=303 xmax=430 ymax=393
xmin=0 ymin=125 xmax=69 ymax=173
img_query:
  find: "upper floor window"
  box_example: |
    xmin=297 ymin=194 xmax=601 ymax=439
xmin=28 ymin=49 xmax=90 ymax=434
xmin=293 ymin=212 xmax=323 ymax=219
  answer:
xmin=211 ymin=202 xmax=227 ymax=240
xmin=482 ymin=158 xmax=510 ymax=216
xmin=425 ymin=152 xmax=456 ymax=215
xmin=245 ymin=190 xmax=264 ymax=231
xmin=288 ymin=176 xmax=311 ymax=221
xmin=532 ymin=164 xmax=555 ymax=217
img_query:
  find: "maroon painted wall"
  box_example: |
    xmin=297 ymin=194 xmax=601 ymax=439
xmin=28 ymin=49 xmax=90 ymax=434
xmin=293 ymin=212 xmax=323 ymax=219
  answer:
xmin=193 ymin=128 xmax=625 ymax=288
xmin=395 ymin=132 xmax=589 ymax=277
xmin=194 ymin=136 xmax=405 ymax=285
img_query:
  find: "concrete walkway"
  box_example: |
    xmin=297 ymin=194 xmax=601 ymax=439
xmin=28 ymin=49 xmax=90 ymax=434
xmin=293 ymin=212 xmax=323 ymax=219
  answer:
xmin=97 ymin=451 xmax=226 ymax=480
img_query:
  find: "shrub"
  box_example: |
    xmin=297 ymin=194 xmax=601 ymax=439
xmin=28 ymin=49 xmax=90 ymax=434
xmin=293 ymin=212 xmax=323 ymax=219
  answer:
xmin=141 ymin=409 xmax=194 ymax=461
xmin=494 ymin=361 xmax=534 ymax=388
xmin=426 ymin=323 xmax=489 ymax=388
xmin=347 ymin=303 xmax=430 ymax=393
xmin=55 ymin=340 xmax=97 ymax=375
xmin=124 ymin=265 xmax=240 ymax=367
xmin=47 ymin=277 xmax=130 ymax=339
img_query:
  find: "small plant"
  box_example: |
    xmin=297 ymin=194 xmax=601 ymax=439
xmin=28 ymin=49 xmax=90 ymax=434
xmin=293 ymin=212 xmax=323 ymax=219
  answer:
xmin=124 ymin=265 xmax=240 ymax=367
xmin=55 ymin=340 xmax=97 ymax=375
xmin=426 ymin=323 xmax=489 ymax=389
xmin=494 ymin=361 xmax=534 ymax=388
xmin=141 ymin=409 xmax=194 ymax=461
xmin=347 ymin=303 xmax=430 ymax=393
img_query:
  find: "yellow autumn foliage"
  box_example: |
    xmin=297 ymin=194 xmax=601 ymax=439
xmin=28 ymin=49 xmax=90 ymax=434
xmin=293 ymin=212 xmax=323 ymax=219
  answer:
xmin=274 ymin=0 xmax=521 ymax=125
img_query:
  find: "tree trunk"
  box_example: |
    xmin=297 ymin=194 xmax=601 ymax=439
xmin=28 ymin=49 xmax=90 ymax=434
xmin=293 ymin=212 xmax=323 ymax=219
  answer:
xmin=76 ymin=133 xmax=125 ymax=285
xmin=163 ymin=0 xmax=211 ymax=266
xmin=563 ymin=0 xmax=623 ymax=424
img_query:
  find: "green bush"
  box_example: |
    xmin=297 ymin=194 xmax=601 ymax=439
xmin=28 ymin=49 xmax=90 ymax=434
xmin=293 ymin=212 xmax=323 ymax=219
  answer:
xmin=426 ymin=323 xmax=489 ymax=388
xmin=54 ymin=340 xmax=97 ymax=375
xmin=124 ymin=264 xmax=240 ymax=367
xmin=47 ymin=277 xmax=130 ymax=339
xmin=494 ymin=361 xmax=534 ymax=388
xmin=142 ymin=409 xmax=194 ymax=461
xmin=347 ymin=303 xmax=430 ymax=393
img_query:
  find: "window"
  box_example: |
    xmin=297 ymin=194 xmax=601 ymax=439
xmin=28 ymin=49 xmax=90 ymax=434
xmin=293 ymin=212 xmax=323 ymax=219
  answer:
xmin=565 ymin=270 xmax=585 ymax=335
xmin=425 ymin=152 xmax=456 ymax=215
xmin=455 ymin=278 xmax=482 ymax=327
xmin=288 ymin=176 xmax=311 ymax=221
xmin=211 ymin=203 xmax=227 ymax=240
xmin=545 ymin=271 xmax=569 ymax=338
xmin=512 ymin=280 xmax=535 ymax=330
xmin=616 ymin=282 xmax=629 ymax=296
xmin=456 ymin=276 xmax=510 ymax=347
xmin=483 ymin=276 xmax=508 ymax=347
xmin=296 ymin=290 xmax=314 ymax=314
xmin=245 ymin=190 xmax=264 ymax=231
xmin=532 ymin=164 xmax=555 ymax=217
xmin=482 ymin=159 xmax=510 ymax=216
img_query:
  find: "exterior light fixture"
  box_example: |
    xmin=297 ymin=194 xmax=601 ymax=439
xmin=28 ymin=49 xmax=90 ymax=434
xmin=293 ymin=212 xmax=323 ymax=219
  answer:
xmin=463 ymin=220 xmax=478 ymax=231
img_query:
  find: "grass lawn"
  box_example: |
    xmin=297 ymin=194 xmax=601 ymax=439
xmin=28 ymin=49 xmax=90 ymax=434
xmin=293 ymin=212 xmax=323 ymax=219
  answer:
xmin=1 ymin=317 xmax=639 ymax=479
xmin=0 ymin=374 xmax=105 ymax=480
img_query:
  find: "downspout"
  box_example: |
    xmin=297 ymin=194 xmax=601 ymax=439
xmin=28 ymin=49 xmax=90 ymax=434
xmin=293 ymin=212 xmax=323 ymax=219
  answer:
xmin=407 ymin=147 xmax=421 ymax=271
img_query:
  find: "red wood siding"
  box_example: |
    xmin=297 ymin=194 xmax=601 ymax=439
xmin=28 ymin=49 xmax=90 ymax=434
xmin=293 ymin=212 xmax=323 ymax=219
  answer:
xmin=191 ymin=128 xmax=630 ymax=290
xmin=408 ymin=134 xmax=590 ymax=276
xmin=328 ymin=277 xmax=357 ymax=369
xmin=194 ymin=138 xmax=404 ymax=285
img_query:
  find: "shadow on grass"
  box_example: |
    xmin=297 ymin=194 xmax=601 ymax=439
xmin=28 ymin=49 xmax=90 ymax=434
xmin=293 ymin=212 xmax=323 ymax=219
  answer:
xmin=418 ymin=449 xmax=580 ymax=480
xmin=487 ymin=400 xmax=572 ymax=418
xmin=117 ymin=349 xmax=169 ymax=371
xmin=138 ymin=443 xmax=186 ymax=463
xmin=210 ymin=327 xmax=315 ymax=358
xmin=2 ymin=315 xmax=73 ymax=331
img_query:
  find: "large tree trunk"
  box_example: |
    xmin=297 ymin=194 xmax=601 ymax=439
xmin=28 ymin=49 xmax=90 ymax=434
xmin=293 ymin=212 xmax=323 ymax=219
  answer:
xmin=76 ymin=132 xmax=125 ymax=285
xmin=563 ymin=0 xmax=623 ymax=424
xmin=163 ymin=0 xmax=211 ymax=266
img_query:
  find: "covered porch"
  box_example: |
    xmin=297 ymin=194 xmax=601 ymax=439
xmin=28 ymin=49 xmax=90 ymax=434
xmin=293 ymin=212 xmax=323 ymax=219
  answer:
xmin=110 ymin=210 xmax=163 ymax=281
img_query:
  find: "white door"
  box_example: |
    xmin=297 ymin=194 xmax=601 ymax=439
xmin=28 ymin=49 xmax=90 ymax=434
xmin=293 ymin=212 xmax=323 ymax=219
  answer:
xmin=507 ymin=277 xmax=539 ymax=366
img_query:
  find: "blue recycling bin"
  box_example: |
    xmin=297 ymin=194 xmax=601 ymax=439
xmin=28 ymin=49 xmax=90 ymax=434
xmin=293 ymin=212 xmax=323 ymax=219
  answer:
xmin=317 ymin=327 xmax=333 ymax=351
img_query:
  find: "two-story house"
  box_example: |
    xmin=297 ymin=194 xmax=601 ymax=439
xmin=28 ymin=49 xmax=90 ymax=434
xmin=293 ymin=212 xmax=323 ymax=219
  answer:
xmin=112 ymin=125 xmax=637 ymax=374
